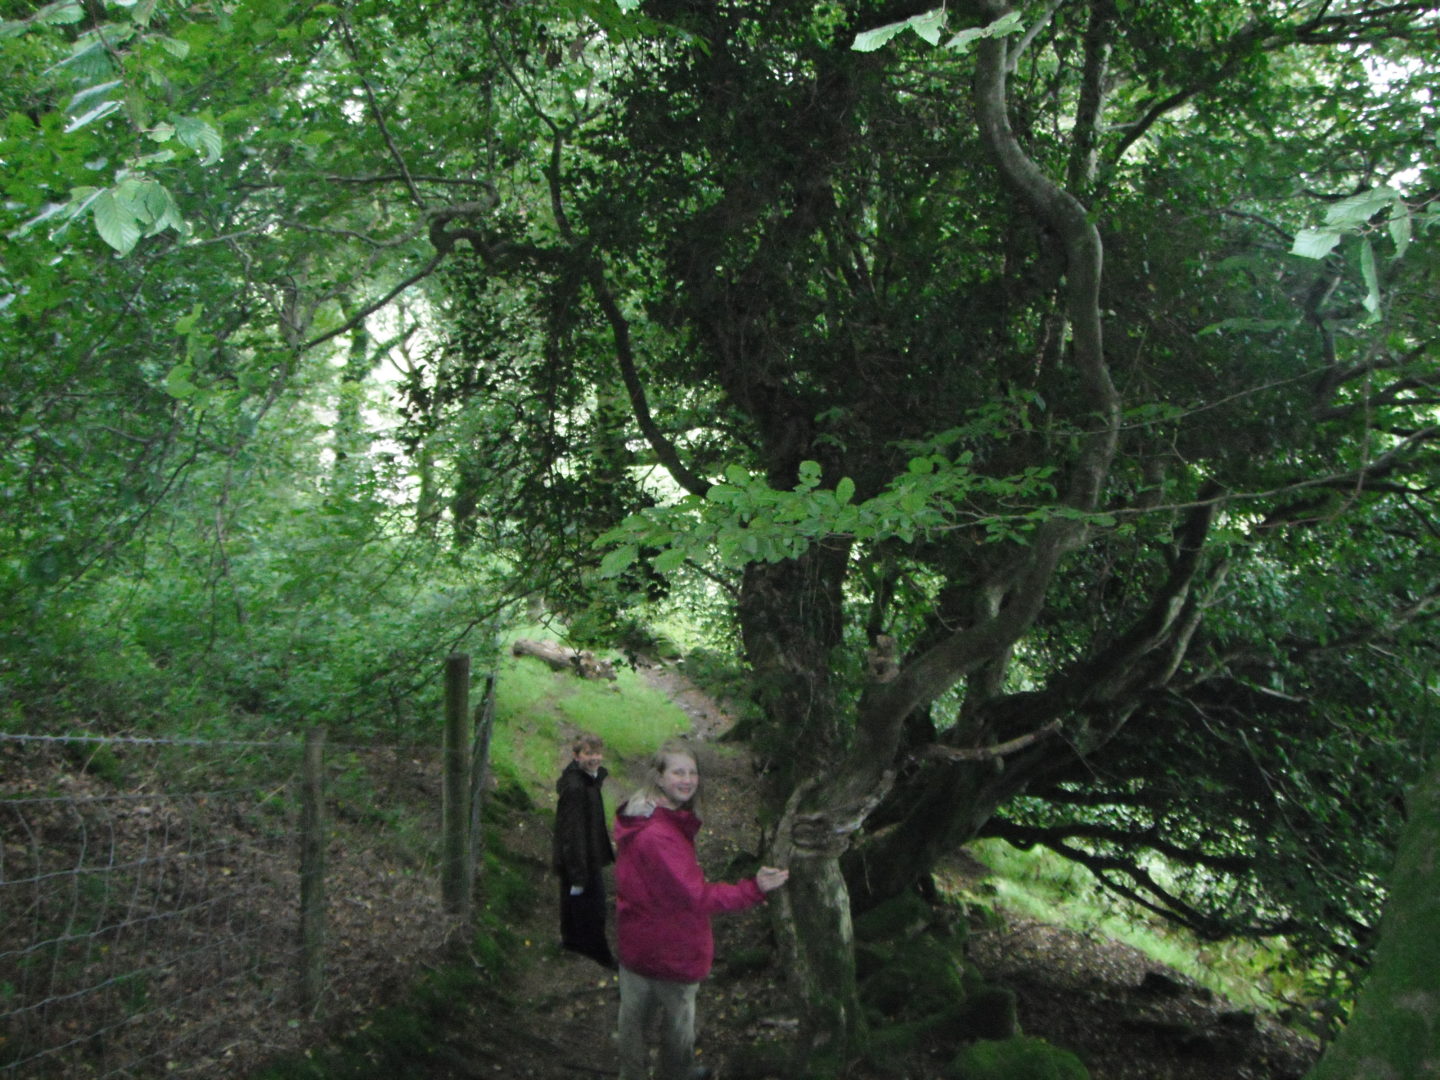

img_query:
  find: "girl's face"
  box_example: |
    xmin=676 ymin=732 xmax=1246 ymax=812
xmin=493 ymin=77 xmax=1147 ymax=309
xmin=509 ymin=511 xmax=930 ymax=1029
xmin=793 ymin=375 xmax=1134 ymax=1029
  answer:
xmin=655 ymin=753 xmax=699 ymax=809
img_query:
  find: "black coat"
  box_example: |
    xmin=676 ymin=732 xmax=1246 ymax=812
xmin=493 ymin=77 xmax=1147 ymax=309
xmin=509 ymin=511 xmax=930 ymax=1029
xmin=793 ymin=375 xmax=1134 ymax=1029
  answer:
xmin=552 ymin=760 xmax=615 ymax=884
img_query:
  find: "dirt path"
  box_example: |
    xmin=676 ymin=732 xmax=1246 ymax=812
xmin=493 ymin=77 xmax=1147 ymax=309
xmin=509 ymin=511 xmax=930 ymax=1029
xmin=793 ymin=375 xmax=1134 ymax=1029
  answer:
xmin=489 ymin=662 xmax=787 ymax=1079
xmin=471 ymin=664 xmax=1321 ymax=1080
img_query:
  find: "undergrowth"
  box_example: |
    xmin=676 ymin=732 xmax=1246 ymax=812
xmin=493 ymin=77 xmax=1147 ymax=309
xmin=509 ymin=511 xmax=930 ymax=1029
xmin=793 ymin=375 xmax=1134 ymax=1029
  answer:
xmin=249 ymin=832 xmax=533 ymax=1080
xmin=248 ymin=927 xmax=519 ymax=1080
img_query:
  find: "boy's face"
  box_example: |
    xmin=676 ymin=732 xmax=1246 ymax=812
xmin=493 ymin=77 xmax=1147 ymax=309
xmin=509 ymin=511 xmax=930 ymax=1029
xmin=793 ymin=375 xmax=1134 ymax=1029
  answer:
xmin=576 ymin=747 xmax=604 ymax=775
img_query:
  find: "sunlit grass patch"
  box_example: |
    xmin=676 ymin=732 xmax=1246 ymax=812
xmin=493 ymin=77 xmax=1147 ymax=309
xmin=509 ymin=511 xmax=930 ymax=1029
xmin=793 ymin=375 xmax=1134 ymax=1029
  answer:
xmin=556 ymin=665 xmax=692 ymax=760
xmin=490 ymin=642 xmax=690 ymax=805
xmin=957 ymin=839 xmax=1296 ymax=1014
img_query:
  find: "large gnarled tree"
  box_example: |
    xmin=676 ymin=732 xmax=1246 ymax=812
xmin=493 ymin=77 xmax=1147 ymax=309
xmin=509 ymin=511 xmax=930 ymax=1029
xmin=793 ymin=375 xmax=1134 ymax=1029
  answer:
xmin=429 ymin=0 xmax=1440 ymax=1062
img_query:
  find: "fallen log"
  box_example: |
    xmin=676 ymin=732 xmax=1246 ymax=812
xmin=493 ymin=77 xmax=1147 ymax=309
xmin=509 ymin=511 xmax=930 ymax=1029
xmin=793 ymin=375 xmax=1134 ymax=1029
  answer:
xmin=511 ymin=639 xmax=617 ymax=681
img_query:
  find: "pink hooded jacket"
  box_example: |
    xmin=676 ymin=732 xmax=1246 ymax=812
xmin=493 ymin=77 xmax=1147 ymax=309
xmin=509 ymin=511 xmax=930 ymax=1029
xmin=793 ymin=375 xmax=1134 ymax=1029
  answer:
xmin=613 ymin=801 xmax=766 ymax=983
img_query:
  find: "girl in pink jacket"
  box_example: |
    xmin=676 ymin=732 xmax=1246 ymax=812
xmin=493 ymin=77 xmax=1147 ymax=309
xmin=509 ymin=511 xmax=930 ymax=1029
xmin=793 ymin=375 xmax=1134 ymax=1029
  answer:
xmin=613 ymin=739 xmax=788 ymax=1080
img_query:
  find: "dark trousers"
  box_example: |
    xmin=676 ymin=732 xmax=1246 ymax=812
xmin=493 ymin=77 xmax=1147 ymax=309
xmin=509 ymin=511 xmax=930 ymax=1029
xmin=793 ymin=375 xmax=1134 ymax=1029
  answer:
xmin=560 ymin=870 xmax=615 ymax=967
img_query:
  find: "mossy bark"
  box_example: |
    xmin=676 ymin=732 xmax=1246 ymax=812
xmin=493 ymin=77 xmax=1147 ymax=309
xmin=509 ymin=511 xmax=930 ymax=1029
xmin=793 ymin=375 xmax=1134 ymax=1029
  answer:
xmin=779 ymin=853 xmax=864 ymax=1077
xmin=1306 ymin=752 xmax=1440 ymax=1080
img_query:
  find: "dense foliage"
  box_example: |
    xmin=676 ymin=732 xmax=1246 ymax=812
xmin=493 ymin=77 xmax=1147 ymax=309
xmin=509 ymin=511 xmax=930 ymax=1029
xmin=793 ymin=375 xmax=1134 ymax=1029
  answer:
xmin=0 ymin=0 xmax=516 ymax=733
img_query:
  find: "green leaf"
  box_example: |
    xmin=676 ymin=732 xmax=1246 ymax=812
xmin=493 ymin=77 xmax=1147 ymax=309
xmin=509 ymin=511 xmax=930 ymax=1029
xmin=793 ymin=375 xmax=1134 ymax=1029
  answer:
xmin=35 ymin=1 xmax=84 ymax=25
xmin=852 ymin=19 xmax=911 ymax=51
xmin=1359 ymin=238 xmax=1380 ymax=323
xmin=943 ymin=26 xmax=988 ymax=53
xmin=944 ymin=11 xmax=1024 ymax=53
xmin=91 ymin=190 xmax=142 ymax=254
xmin=598 ymin=544 xmax=638 ymax=577
xmin=905 ymin=7 xmax=948 ymax=45
xmin=835 ymin=477 xmax=856 ymax=505
xmin=853 ymin=8 xmax=945 ymax=51
xmin=64 ymin=100 xmax=123 ymax=133
xmin=164 ymin=362 xmax=197 ymax=399
xmin=124 ymin=88 xmax=150 ymax=128
xmin=652 ymin=548 xmax=687 ymax=573
xmin=1291 ymin=228 xmax=1342 ymax=259
xmin=1388 ymin=200 xmax=1412 ymax=258
xmin=9 ymin=201 xmax=72 ymax=240
xmin=67 ymin=80 xmax=123 ymax=112
xmin=174 ymin=304 xmax=204 ymax=335
xmin=1325 ymin=187 xmax=1400 ymax=228
xmin=175 ymin=116 xmax=223 ymax=165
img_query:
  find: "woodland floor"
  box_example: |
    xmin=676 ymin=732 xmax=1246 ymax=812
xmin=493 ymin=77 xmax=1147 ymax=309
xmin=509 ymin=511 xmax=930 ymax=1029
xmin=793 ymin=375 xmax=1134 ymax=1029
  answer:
xmin=2 ymin=665 xmax=1324 ymax=1080
xmin=454 ymin=663 xmax=1323 ymax=1080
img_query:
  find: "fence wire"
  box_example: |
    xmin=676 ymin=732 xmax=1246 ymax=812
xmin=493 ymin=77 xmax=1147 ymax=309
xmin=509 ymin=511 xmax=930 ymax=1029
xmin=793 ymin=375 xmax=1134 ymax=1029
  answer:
xmin=0 ymin=732 xmax=305 ymax=1079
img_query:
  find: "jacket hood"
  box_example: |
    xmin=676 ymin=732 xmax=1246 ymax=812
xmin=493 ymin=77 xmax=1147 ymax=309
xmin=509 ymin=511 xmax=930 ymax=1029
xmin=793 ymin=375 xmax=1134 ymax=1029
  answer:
xmin=614 ymin=802 xmax=700 ymax=846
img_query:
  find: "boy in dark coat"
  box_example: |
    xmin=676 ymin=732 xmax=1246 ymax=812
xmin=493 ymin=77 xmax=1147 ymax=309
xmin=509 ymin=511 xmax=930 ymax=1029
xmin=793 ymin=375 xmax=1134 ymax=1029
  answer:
xmin=552 ymin=732 xmax=617 ymax=969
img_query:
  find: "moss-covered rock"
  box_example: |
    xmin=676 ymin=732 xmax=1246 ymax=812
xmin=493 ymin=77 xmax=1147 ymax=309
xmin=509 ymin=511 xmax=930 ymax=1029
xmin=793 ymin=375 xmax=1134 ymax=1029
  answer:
xmin=854 ymin=891 xmax=934 ymax=943
xmin=855 ymin=940 xmax=893 ymax=982
xmin=959 ymin=985 xmax=1019 ymax=1041
xmin=863 ymin=1009 xmax=969 ymax=1075
xmin=861 ymin=938 xmax=967 ymax=1019
xmin=948 ymin=1035 xmax=1090 ymax=1080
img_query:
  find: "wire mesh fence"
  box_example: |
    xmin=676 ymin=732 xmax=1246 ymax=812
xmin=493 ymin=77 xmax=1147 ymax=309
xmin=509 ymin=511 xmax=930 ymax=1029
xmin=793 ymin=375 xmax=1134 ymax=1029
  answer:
xmin=0 ymin=728 xmax=455 ymax=1079
xmin=0 ymin=732 xmax=307 ymax=1078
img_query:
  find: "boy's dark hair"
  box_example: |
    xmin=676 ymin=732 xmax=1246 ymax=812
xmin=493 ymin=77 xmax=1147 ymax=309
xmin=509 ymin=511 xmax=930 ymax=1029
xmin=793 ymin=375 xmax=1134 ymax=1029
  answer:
xmin=572 ymin=732 xmax=605 ymax=755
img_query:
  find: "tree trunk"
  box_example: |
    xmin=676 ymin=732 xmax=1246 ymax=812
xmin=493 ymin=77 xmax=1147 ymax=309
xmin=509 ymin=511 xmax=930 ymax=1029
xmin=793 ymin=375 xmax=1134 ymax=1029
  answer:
xmin=1305 ymin=752 xmax=1440 ymax=1080
xmin=773 ymin=843 xmax=863 ymax=1076
xmin=737 ymin=553 xmax=849 ymax=779
xmin=743 ymin=12 xmax=1123 ymax=1067
xmin=845 ymin=760 xmax=998 ymax=912
xmin=332 ymin=309 xmax=371 ymax=493
xmin=735 ymin=551 xmax=867 ymax=1069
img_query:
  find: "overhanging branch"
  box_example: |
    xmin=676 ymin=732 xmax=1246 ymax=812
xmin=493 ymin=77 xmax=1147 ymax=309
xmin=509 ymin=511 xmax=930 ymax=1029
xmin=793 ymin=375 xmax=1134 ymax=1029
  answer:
xmin=540 ymin=127 xmax=711 ymax=499
xmin=915 ymin=720 xmax=1062 ymax=764
xmin=984 ymin=818 xmax=1304 ymax=941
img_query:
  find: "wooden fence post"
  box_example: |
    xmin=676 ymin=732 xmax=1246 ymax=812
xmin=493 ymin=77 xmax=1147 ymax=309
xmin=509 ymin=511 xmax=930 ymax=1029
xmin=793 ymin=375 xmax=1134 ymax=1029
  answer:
xmin=442 ymin=653 xmax=471 ymax=924
xmin=300 ymin=727 xmax=326 ymax=1013
xmin=468 ymin=673 xmax=498 ymax=890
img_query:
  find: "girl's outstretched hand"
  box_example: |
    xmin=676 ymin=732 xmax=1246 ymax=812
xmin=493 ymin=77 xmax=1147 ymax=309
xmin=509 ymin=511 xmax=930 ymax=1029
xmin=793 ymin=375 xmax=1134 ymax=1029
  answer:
xmin=755 ymin=866 xmax=790 ymax=893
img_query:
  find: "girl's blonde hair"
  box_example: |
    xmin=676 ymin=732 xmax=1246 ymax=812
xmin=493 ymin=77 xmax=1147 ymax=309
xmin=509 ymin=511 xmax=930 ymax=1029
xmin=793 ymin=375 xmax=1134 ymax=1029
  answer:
xmin=625 ymin=737 xmax=703 ymax=815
